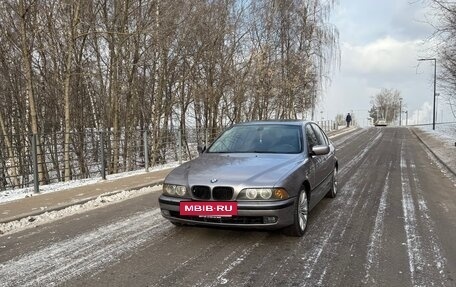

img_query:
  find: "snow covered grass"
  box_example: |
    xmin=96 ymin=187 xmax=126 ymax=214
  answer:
xmin=417 ymin=122 xmax=456 ymax=177
xmin=0 ymin=162 xmax=179 ymax=204
xmin=418 ymin=123 xmax=456 ymax=144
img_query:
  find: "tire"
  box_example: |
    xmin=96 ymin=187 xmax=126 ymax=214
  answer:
xmin=326 ymin=167 xmax=338 ymax=198
xmin=284 ymin=189 xmax=309 ymax=237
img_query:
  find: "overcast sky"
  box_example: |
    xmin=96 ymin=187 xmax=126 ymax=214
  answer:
xmin=320 ymin=0 xmax=452 ymax=126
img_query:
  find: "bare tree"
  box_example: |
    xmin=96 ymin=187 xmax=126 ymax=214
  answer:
xmin=0 ymin=0 xmax=340 ymax=188
xmin=18 ymin=0 xmax=48 ymax=184
xmin=62 ymin=1 xmax=81 ymax=181
xmin=369 ymin=88 xmax=402 ymax=123
xmin=427 ymin=1 xmax=456 ymax=119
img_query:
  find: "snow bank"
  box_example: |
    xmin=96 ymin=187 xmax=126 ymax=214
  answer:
xmin=0 ymin=185 xmax=162 ymax=236
xmin=418 ymin=123 xmax=456 ymax=144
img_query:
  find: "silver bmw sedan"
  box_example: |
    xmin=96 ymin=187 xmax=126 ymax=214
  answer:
xmin=159 ymin=120 xmax=338 ymax=237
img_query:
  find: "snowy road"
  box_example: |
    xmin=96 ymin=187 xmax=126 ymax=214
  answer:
xmin=1 ymin=127 xmax=455 ymax=286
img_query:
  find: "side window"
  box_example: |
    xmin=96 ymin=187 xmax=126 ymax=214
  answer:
xmin=320 ymin=128 xmax=329 ymax=145
xmin=311 ymin=124 xmax=327 ymax=146
xmin=320 ymin=128 xmax=330 ymax=145
xmin=305 ymin=125 xmax=318 ymax=147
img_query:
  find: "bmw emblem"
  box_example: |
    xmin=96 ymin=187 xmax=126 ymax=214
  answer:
xmin=210 ymin=178 xmax=218 ymax=183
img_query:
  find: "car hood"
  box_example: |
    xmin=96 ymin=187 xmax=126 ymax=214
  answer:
xmin=166 ymin=153 xmax=303 ymax=188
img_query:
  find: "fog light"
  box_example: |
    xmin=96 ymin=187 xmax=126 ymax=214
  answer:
xmin=161 ymin=210 xmax=170 ymax=216
xmin=263 ymin=216 xmax=277 ymax=224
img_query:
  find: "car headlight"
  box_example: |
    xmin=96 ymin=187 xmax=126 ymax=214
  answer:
xmin=163 ymin=184 xmax=188 ymax=197
xmin=246 ymin=189 xmax=257 ymax=199
xmin=238 ymin=188 xmax=289 ymax=200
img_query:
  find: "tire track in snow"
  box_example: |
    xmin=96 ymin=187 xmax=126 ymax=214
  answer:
xmin=235 ymin=244 xmax=281 ymax=286
xmin=0 ymin=209 xmax=173 ymax=287
xmin=262 ymin=239 xmax=311 ymax=286
xmin=400 ymin=143 xmax=427 ymax=287
xmin=332 ymin=128 xmax=368 ymax=150
xmin=205 ymin=242 xmax=260 ymax=287
xmin=300 ymin=170 xmax=373 ymax=287
xmin=338 ymin=130 xmax=383 ymax=179
xmin=297 ymin=129 xmax=388 ymax=286
xmin=149 ymin=237 xmax=227 ymax=287
xmin=363 ymin=167 xmax=391 ymax=284
xmin=187 ymin=239 xmax=263 ymax=287
xmin=408 ymin=153 xmax=447 ymax=283
xmin=260 ymin=160 xmax=366 ymax=286
xmin=257 ymin=129 xmax=383 ymax=286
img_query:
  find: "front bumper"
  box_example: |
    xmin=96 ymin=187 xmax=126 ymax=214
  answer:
xmin=158 ymin=195 xmax=296 ymax=230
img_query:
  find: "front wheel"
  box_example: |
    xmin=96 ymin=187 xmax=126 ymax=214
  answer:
xmin=284 ymin=189 xmax=308 ymax=237
xmin=326 ymin=167 xmax=338 ymax=198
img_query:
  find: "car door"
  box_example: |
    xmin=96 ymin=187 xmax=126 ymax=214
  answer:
xmin=305 ymin=124 xmax=324 ymax=208
xmin=311 ymin=124 xmax=333 ymax=194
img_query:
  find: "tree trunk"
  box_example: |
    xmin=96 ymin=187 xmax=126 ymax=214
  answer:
xmin=0 ymin=111 xmax=20 ymax=187
xmin=63 ymin=1 xmax=81 ymax=181
xmin=19 ymin=0 xmax=47 ymax=184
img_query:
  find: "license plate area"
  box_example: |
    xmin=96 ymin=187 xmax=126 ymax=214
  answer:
xmin=180 ymin=201 xmax=237 ymax=217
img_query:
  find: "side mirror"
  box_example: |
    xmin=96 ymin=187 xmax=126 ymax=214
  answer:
xmin=311 ymin=145 xmax=330 ymax=156
xmin=197 ymin=145 xmax=206 ymax=155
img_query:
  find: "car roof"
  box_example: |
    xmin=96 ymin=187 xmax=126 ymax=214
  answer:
xmin=235 ymin=120 xmax=311 ymax=126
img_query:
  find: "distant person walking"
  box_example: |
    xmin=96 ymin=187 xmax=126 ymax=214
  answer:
xmin=346 ymin=113 xmax=352 ymax=127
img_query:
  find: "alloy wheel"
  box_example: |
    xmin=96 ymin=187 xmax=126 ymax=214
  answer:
xmin=298 ymin=191 xmax=308 ymax=231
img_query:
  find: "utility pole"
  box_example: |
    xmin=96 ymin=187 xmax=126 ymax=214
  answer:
xmin=399 ymin=97 xmax=402 ymax=126
xmin=418 ymin=58 xmax=437 ymax=130
xmin=311 ymin=82 xmax=316 ymax=121
xmin=435 ymin=93 xmax=439 ymax=123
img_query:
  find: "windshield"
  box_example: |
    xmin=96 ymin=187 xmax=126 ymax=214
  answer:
xmin=207 ymin=124 xmax=302 ymax=154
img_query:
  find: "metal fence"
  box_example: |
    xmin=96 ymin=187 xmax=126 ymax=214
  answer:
xmin=0 ymin=121 xmax=341 ymax=192
xmin=0 ymin=128 xmax=216 ymax=192
xmin=406 ymin=121 xmax=456 ymax=127
xmin=315 ymin=120 xmax=340 ymax=132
